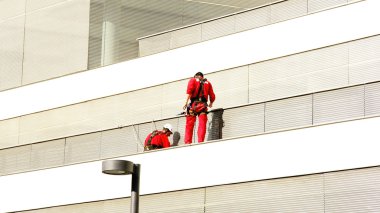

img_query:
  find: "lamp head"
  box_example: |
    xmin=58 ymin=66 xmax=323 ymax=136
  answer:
xmin=102 ymin=160 xmax=134 ymax=175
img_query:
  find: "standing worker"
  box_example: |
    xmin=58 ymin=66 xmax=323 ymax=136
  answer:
xmin=183 ymin=72 xmax=216 ymax=144
xmin=144 ymin=124 xmax=173 ymax=151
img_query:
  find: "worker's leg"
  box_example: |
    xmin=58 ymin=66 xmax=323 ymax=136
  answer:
xmin=197 ymin=113 xmax=208 ymax=143
xmin=185 ymin=115 xmax=196 ymax=144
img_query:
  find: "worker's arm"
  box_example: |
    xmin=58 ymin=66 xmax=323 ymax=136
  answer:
xmin=183 ymin=78 xmax=195 ymax=110
xmin=208 ymin=82 xmax=216 ymax=108
xmin=162 ymin=135 xmax=171 ymax=148
xmin=183 ymin=94 xmax=191 ymax=110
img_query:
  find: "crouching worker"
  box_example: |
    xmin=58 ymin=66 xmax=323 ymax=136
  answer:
xmin=144 ymin=124 xmax=173 ymax=151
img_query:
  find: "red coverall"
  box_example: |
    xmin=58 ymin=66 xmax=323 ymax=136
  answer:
xmin=185 ymin=77 xmax=216 ymax=144
xmin=144 ymin=131 xmax=171 ymax=148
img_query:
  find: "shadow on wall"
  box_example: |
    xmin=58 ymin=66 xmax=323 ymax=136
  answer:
xmin=172 ymin=131 xmax=181 ymax=146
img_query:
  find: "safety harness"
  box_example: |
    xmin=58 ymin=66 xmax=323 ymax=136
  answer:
xmin=188 ymin=79 xmax=208 ymax=116
xmin=144 ymin=130 xmax=160 ymax=151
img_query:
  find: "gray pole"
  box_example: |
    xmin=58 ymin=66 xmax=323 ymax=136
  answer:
xmin=130 ymin=164 xmax=140 ymax=213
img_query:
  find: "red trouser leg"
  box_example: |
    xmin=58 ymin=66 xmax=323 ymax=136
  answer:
xmin=185 ymin=115 xmax=196 ymax=144
xmin=197 ymin=113 xmax=207 ymax=143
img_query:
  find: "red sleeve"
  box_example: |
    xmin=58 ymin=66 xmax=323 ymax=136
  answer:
xmin=161 ymin=135 xmax=171 ymax=148
xmin=186 ymin=78 xmax=196 ymax=95
xmin=208 ymin=82 xmax=216 ymax=103
xmin=144 ymin=133 xmax=152 ymax=146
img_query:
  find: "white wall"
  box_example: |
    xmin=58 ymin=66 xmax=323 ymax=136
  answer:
xmin=0 ymin=0 xmax=379 ymax=120
xmin=1 ymin=116 xmax=380 ymax=212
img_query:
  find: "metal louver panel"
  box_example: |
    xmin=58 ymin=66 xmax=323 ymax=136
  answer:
xmin=170 ymin=25 xmax=202 ymax=49
xmin=25 ymin=0 xmax=67 ymax=12
xmin=100 ymin=127 xmax=139 ymax=159
xmin=103 ymin=198 xmax=130 ymax=213
xmin=18 ymin=102 xmax=91 ymax=145
xmin=324 ymin=167 xmax=380 ymax=213
xmin=64 ymin=132 xmax=101 ymax=164
xmin=222 ymin=104 xmax=264 ymax=139
xmin=349 ymin=35 xmax=380 ymax=85
xmin=308 ymin=0 xmax=347 ymax=13
xmin=0 ymin=16 xmax=24 ymax=91
xmin=121 ymin=86 xmax=163 ymax=125
xmin=139 ymin=33 xmax=171 ymax=57
xmin=0 ymin=0 xmax=25 ymax=21
xmin=235 ymin=5 xmax=271 ymax=33
xmin=208 ymin=66 xmax=249 ymax=109
xmin=161 ymin=79 xmax=187 ymax=118
xmin=365 ymin=82 xmax=380 ymax=117
xmin=177 ymin=116 xmax=187 ymax=145
xmin=22 ymin=0 xmax=90 ymax=85
xmin=265 ymin=95 xmax=312 ymax=132
xmin=0 ymin=117 xmax=19 ymax=149
xmin=313 ymin=86 xmax=364 ymax=124
xmin=0 ymin=145 xmax=31 ymax=175
xmin=88 ymin=0 xmax=104 ymax=69
xmin=349 ymin=35 xmax=380 ymax=64
xmin=201 ymin=16 xmax=236 ymax=41
xmin=205 ymin=174 xmax=324 ymax=213
xmin=349 ymin=60 xmax=380 ymax=85
xmin=31 ymin=139 xmax=65 ymax=170
xmin=140 ymin=188 xmax=205 ymax=213
xmin=270 ymin=0 xmax=308 ymax=23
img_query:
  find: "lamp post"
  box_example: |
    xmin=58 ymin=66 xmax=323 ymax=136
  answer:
xmin=102 ymin=160 xmax=140 ymax=213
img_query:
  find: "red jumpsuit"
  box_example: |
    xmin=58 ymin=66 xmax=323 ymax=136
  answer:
xmin=144 ymin=131 xmax=171 ymax=148
xmin=185 ymin=77 xmax=216 ymax=144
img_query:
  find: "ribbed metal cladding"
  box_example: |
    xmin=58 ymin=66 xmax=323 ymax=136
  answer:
xmin=161 ymin=79 xmax=187 ymax=118
xmin=308 ymin=0 xmax=347 ymax=13
xmin=122 ymin=85 xmax=163 ymax=126
xmin=64 ymin=132 xmax=101 ymax=165
xmin=349 ymin=35 xmax=380 ymax=85
xmin=364 ymin=82 xmax=380 ymax=117
xmin=139 ymin=33 xmax=171 ymax=56
xmin=22 ymin=0 xmax=90 ymax=85
xmin=100 ymin=127 xmax=139 ymax=159
xmin=313 ymin=85 xmax=365 ymax=124
xmin=0 ymin=117 xmax=19 ymax=149
xmin=31 ymin=139 xmax=65 ymax=170
xmin=0 ymin=16 xmax=24 ymax=91
xmin=170 ymin=25 xmax=202 ymax=49
xmin=103 ymin=198 xmax=130 ymax=213
xmin=205 ymin=174 xmax=324 ymax=213
xmin=235 ymin=5 xmax=271 ymax=33
xmin=324 ymin=167 xmax=380 ymax=213
xmin=270 ymin=0 xmax=308 ymax=23
xmin=18 ymin=101 xmax=92 ymax=145
xmin=0 ymin=0 xmax=25 ymax=21
xmin=88 ymin=0 xmax=104 ymax=69
xmin=0 ymin=145 xmax=31 ymax=175
xmin=201 ymin=16 xmax=236 ymax=41
xmin=265 ymin=95 xmax=312 ymax=132
xmin=207 ymin=66 xmax=249 ymax=109
xmin=222 ymin=104 xmax=264 ymax=139
xmin=25 ymin=0 xmax=68 ymax=12
xmin=177 ymin=116 xmax=187 ymax=145
xmin=249 ymin=44 xmax=349 ymax=103
xmin=140 ymin=188 xmax=205 ymax=213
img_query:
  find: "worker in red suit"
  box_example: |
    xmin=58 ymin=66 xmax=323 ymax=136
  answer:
xmin=183 ymin=72 xmax=216 ymax=144
xmin=144 ymin=124 xmax=173 ymax=151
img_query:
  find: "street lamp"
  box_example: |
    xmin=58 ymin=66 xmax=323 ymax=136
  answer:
xmin=102 ymin=160 xmax=141 ymax=213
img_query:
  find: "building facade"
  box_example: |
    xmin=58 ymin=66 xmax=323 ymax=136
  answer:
xmin=1 ymin=0 xmax=380 ymax=212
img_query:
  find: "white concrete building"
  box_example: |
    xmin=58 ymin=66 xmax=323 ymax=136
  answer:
xmin=1 ymin=0 xmax=380 ymax=212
